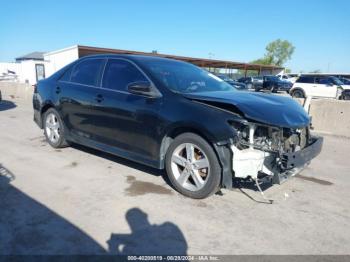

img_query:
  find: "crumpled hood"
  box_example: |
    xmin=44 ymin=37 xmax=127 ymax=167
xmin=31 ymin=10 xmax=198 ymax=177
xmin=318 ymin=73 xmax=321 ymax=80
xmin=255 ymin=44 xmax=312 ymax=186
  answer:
xmin=183 ymin=91 xmax=310 ymax=128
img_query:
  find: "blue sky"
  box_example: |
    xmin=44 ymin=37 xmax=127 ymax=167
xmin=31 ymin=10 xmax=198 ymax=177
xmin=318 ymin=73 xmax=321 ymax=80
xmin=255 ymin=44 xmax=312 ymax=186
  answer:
xmin=0 ymin=0 xmax=349 ymax=72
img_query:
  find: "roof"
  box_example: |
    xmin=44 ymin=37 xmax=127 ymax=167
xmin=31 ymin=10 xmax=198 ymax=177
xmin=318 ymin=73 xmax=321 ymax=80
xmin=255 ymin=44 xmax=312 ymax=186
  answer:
xmin=44 ymin=45 xmax=78 ymax=56
xmin=15 ymin=52 xmax=45 ymax=61
xmin=76 ymin=45 xmax=284 ymax=72
xmin=300 ymin=73 xmax=350 ymax=77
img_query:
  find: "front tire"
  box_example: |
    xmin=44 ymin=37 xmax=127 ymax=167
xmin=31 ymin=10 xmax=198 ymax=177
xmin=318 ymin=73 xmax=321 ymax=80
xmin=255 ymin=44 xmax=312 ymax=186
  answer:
xmin=165 ymin=133 xmax=222 ymax=199
xmin=43 ymin=108 xmax=68 ymax=148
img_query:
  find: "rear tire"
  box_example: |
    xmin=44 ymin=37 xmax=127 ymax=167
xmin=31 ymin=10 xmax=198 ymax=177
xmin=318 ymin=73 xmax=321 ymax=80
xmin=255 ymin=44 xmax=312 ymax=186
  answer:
xmin=165 ymin=133 xmax=222 ymax=199
xmin=291 ymin=89 xmax=305 ymax=98
xmin=43 ymin=108 xmax=69 ymax=148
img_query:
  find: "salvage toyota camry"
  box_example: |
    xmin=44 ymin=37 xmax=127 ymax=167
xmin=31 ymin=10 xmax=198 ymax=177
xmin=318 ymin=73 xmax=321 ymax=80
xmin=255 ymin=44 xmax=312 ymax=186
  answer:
xmin=33 ymin=55 xmax=323 ymax=199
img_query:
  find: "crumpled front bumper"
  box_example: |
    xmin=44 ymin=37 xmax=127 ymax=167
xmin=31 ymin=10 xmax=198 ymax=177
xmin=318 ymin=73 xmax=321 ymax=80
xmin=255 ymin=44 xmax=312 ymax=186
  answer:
xmin=273 ymin=136 xmax=323 ymax=184
xmin=280 ymin=136 xmax=323 ymax=170
xmin=230 ymin=135 xmax=323 ymax=184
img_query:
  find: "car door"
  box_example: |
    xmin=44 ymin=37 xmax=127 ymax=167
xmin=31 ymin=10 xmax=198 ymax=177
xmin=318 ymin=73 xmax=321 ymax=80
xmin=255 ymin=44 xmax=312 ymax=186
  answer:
xmin=314 ymin=77 xmax=337 ymax=98
xmin=57 ymin=58 xmax=106 ymax=140
xmin=294 ymin=76 xmax=314 ymax=97
xmin=90 ymin=58 xmax=163 ymax=163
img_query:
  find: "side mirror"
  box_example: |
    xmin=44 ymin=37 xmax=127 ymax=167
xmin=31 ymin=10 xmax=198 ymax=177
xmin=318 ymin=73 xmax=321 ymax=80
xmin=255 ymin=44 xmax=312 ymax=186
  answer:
xmin=128 ymin=81 xmax=153 ymax=96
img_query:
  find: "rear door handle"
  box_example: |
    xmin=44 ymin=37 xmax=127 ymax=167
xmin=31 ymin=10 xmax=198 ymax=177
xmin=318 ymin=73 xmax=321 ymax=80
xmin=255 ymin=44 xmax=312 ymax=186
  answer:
xmin=55 ymin=86 xmax=61 ymax=94
xmin=95 ymin=94 xmax=104 ymax=103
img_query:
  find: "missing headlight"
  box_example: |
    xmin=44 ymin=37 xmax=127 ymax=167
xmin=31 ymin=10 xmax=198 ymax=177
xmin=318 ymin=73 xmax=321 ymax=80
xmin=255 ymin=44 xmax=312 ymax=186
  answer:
xmin=230 ymin=121 xmax=309 ymax=153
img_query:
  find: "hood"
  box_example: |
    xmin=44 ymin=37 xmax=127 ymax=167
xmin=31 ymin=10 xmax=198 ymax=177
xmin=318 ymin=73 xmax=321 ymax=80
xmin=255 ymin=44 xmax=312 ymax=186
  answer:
xmin=342 ymin=84 xmax=350 ymax=90
xmin=183 ymin=91 xmax=310 ymax=128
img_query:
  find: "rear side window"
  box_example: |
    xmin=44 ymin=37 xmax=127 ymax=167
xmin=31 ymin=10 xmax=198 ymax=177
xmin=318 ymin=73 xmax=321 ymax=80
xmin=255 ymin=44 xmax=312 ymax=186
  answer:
xmin=102 ymin=59 xmax=148 ymax=91
xmin=71 ymin=59 xmax=105 ymax=86
xmin=296 ymin=76 xmax=314 ymax=83
xmin=60 ymin=67 xmax=73 ymax=82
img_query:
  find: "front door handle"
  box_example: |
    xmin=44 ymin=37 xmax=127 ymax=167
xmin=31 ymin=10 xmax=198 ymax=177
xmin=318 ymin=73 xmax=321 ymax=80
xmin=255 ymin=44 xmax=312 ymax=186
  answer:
xmin=95 ymin=94 xmax=104 ymax=103
xmin=55 ymin=86 xmax=61 ymax=94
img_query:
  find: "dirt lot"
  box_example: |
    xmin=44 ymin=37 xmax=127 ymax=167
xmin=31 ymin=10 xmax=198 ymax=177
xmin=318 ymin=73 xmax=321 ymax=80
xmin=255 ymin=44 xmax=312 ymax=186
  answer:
xmin=1 ymin=93 xmax=350 ymax=255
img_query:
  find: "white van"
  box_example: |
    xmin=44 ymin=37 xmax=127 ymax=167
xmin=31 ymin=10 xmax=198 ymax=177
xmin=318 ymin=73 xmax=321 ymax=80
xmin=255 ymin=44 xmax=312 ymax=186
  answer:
xmin=290 ymin=75 xmax=346 ymax=99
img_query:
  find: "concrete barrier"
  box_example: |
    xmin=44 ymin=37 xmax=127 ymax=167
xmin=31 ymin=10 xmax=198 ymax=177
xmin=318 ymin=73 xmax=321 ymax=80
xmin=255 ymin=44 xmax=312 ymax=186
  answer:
xmin=0 ymin=82 xmax=34 ymax=101
xmin=292 ymin=97 xmax=350 ymax=137
xmin=1 ymin=82 xmax=350 ymax=137
xmin=308 ymin=99 xmax=350 ymax=137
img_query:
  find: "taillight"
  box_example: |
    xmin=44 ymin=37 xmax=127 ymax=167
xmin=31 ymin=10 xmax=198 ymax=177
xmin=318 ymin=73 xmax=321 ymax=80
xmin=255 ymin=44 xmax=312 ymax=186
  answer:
xmin=33 ymin=84 xmax=37 ymax=93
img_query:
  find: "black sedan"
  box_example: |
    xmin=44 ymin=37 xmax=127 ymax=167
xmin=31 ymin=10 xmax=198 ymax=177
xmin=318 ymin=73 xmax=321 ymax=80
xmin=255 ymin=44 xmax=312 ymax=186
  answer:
xmin=256 ymin=75 xmax=293 ymax=93
xmin=215 ymin=74 xmax=247 ymax=90
xmin=33 ymin=55 xmax=322 ymax=198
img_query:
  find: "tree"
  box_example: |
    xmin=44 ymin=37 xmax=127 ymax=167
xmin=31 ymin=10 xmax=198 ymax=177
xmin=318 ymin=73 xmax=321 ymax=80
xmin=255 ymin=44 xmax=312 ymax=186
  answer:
xmin=264 ymin=39 xmax=295 ymax=66
xmin=251 ymin=39 xmax=295 ymax=66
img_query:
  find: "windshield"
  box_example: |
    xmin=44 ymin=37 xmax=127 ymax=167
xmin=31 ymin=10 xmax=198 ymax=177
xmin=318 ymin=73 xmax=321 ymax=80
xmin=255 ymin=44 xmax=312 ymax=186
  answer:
xmin=341 ymin=78 xmax=350 ymax=84
xmin=141 ymin=59 xmax=237 ymax=93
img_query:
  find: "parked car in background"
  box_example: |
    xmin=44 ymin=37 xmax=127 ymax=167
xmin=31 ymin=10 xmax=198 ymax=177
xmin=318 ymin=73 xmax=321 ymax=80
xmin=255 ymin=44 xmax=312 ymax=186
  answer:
xmin=255 ymin=75 xmax=292 ymax=93
xmin=33 ymin=54 xmax=323 ymax=199
xmin=237 ymin=76 xmax=263 ymax=89
xmin=340 ymin=89 xmax=350 ymax=100
xmin=216 ymin=74 xmax=247 ymax=90
xmin=290 ymin=75 xmax=345 ymax=99
xmin=277 ymin=74 xmax=298 ymax=84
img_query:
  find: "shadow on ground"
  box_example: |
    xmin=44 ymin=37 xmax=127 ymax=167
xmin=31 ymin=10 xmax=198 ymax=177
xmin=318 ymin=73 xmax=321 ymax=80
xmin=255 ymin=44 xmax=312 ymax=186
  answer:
xmin=0 ymin=164 xmax=105 ymax=255
xmin=107 ymin=208 xmax=188 ymax=255
xmin=0 ymin=100 xmax=16 ymax=111
xmin=0 ymin=164 xmax=187 ymax=255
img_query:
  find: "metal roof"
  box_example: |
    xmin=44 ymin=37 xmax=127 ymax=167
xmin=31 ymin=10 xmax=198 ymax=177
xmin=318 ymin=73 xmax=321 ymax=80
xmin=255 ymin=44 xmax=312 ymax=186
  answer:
xmin=77 ymin=45 xmax=284 ymax=72
xmin=15 ymin=51 xmax=45 ymax=61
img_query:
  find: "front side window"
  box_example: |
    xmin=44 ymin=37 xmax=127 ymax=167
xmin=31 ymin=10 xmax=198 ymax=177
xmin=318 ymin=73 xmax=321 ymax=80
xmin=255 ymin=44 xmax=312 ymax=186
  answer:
xmin=102 ymin=59 xmax=148 ymax=91
xmin=267 ymin=76 xmax=280 ymax=81
xmin=139 ymin=59 xmax=236 ymax=93
xmin=318 ymin=77 xmax=330 ymax=85
xmin=71 ymin=59 xmax=105 ymax=86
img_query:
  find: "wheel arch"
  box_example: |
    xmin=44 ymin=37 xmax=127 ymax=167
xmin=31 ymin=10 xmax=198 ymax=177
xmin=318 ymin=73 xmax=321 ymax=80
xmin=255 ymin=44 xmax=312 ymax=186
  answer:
xmin=37 ymin=102 xmax=55 ymax=128
xmin=290 ymin=87 xmax=306 ymax=97
xmin=159 ymin=126 xmax=217 ymax=168
xmin=159 ymin=125 xmax=233 ymax=189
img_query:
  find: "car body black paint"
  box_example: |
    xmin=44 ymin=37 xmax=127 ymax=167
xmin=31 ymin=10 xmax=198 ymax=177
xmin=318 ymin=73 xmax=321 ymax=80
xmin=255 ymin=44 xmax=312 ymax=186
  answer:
xmin=33 ymin=54 xmax=311 ymax=182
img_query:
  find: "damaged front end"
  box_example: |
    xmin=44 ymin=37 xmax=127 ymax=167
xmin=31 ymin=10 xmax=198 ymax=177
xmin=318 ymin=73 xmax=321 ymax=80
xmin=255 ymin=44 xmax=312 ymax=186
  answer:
xmin=229 ymin=120 xmax=323 ymax=185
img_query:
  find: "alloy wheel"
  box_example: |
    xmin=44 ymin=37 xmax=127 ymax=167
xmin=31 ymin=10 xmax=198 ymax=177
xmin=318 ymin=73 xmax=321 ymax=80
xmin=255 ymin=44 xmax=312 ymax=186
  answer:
xmin=45 ymin=113 xmax=60 ymax=144
xmin=171 ymin=143 xmax=210 ymax=191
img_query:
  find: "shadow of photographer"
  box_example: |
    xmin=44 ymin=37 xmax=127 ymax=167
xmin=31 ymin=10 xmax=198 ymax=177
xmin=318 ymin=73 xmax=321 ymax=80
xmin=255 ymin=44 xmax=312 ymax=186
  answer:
xmin=107 ymin=208 xmax=188 ymax=256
